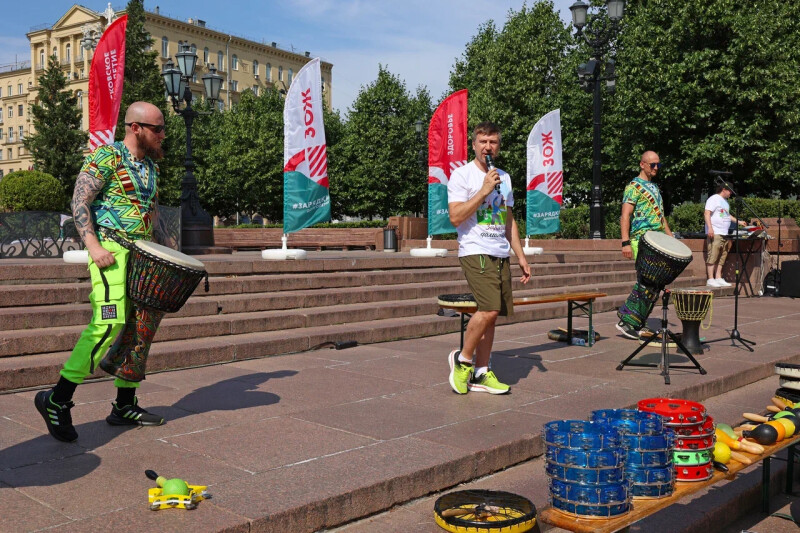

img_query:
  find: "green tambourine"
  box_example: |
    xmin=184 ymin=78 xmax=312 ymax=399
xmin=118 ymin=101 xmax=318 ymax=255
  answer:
xmin=672 ymin=450 xmax=713 ymax=466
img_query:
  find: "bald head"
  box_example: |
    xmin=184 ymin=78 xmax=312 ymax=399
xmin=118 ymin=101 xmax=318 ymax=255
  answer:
xmin=641 ymin=150 xmax=658 ymax=162
xmin=638 ymin=150 xmax=661 ymax=181
xmin=124 ymin=101 xmax=163 ymax=127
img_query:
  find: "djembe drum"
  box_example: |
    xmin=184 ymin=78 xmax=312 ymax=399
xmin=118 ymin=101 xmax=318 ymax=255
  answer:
xmin=636 ymin=232 xmax=694 ymax=289
xmin=672 ymin=290 xmax=713 ymax=356
xmin=99 ymin=238 xmax=208 ymax=382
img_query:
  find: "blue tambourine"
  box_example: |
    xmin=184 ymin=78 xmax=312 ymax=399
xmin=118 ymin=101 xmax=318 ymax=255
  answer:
xmin=591 ymin=409 xmax=667 ymax=435
xmin=632 ymin=481 xmax=675 ymax=499
xmin=543 ymin=420 xmax=623 ymax=450
xmin=546 ymin=445 xmax=626 ymax=468
xmin=550 ymin=495 xmax=631 ymax=519
xmin=549 ymin=479 xmax=630 ymax=505
xmin=621 ymin=428 xmax=675 ymax=451
xmin=625 ymin=465 xmax=674 ymax=484
xmin=545 ymin=461 xmax=626 ymax=485
xmin=625 ymin=449 xmax=673 ymax=467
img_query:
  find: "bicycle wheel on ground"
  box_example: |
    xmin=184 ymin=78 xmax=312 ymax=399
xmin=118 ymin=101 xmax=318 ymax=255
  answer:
xmin=434 ymin=489 xmax=537 ymax=533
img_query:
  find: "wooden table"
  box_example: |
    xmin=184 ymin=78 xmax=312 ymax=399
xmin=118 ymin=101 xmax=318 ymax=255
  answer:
xmin=538 ymin=430 xmax=800 ymax=533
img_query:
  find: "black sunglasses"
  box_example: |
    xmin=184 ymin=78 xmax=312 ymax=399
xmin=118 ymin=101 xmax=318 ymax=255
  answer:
xmin=643 ymin=162 xmax=662 ymax=169
xmin=126 ymin=122 xmax=165 ymax=133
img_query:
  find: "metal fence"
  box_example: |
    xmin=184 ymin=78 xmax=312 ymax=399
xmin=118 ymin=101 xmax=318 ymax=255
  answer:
xmin=0 ymin=206 xmax=181 ymax=259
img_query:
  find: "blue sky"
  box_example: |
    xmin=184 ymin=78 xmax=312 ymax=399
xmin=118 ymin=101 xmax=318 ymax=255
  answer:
xmin=0 ymin=1 xmax=575 ymax=113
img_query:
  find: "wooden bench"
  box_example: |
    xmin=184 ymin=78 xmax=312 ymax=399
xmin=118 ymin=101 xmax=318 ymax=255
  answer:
xmin=538 ymin=427 xmax=800 ymax=532
xmin=437 ymin=291 xmax=607 ymax=349
xmin=214 ymin=227 xmax=383 ymax=251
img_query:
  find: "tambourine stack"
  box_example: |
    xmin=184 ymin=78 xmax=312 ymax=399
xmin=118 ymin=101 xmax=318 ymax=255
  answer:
xmin=592 ymin=409 xmax=675 ymax=499
xmin=775 ymin=363 xmax=800 ymax=405
xmin=638 ymin=398 xmax=715 ymax=483
xmin=543 ymin=420 xmax=631 ymax=519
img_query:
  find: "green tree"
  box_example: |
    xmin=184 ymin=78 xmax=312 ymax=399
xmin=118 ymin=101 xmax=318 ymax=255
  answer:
xmin=337 ymin=66 xmax=431 ymax=219
xmin=607 ymin=0 xmax=800 ymax=205
xmin=447 ymin=2 xmax=589 ymax=208
xmin=195 ymin=89 xmax=285 ymax=221
xmin=115 ymin=0 xmax=170 ymax=141
xmin=23 ymin=55 xmax=88 ymax=200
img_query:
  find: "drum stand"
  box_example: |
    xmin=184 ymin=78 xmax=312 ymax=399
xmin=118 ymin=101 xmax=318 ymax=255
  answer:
xmin=617 ymin=289 xmax=707 ymax=385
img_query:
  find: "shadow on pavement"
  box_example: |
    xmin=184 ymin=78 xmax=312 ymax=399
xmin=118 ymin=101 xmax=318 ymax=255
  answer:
xmin=0 ymin=370 xmax=297 ymax=487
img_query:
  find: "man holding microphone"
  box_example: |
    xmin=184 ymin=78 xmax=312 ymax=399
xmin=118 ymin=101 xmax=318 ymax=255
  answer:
xmin=446 ymin=122 xmax=531 ymax=395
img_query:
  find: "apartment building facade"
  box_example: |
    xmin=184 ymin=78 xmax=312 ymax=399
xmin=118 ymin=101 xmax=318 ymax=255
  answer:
xmin=0 ymin=4 xmax=333 ymax=178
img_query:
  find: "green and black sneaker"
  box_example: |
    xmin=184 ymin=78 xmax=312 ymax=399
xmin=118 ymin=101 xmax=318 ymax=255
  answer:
xmin=34 ymin=389 xmax=78 ymax=442
xmin=106 ymin=397 xmax=165 ymax=426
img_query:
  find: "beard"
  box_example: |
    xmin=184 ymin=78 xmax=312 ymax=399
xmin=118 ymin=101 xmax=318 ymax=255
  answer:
xmin=145 ymin=144 xmax=165 ymax=160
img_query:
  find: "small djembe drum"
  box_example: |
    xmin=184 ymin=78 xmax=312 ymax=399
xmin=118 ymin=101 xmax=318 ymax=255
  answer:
xmin=671 ymin=289 xmax=713 ymax=355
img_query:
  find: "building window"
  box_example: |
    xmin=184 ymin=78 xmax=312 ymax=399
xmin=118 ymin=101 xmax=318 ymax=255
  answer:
xmin=7 ymin=107 xmax=12 ymax=119
xmin=8 ymin=128 xmax=13 ymax=141
xmin=288 ymin=68 xmax=293 ymax=85
xmin=19 ymin=126 xmax=23 ymax=140
xmin=6 ymin=149 xmax=11 ymax=160
xmin=0 ymin=129 xmax=3 ymax=140
xmin=218 ymin=51 xmax=224 ymax=70
xmin=232 ymin=55 xmax=238 ymax=70
xmin=80 ymin=69 xmax=85 ymax=79
xmin=39 ymin=50 xmax=45 ymax=68
xmin=192 ymin=72 xmax=197 ymax=83
xmin=0 ymin=150 xmax=3 ymax=161
xmin=266 ymin=63 xmax=272 ymax=82
xmin=78 ymin=44 xmax=83 ymax=60
xmin=253 ymin=85 xmax=259 ymax=96
xmin=321 ymin=77 xmax=325 ymax=92
xmin=65 ymin=43 xmax=71 ymax=62
xmin=253 ymin=60 xmax=259 ymax=77
xmin=278 ymin=66 xmax=283 ymax=81
xmin=7 ymin=85 xmax=12 ymax=96
xmin=0 ymin=87 xmax=3 ymax=97
xmin=191 ymin=43 xmax=197 ymax=55
xmin=231 ymin=80 xmax=238 ymax=92
xmin=18 ymin=104 xmax=23 ymax=116
xmin=161 ymin=37 xmax=169 ymax=58
xmin=53 ymin=46 xmax=57 ymax=58
xmin=203 ymin=47 xmax=209 ymax=63
xmin=18 ymin=83 xmax=23 ymax=94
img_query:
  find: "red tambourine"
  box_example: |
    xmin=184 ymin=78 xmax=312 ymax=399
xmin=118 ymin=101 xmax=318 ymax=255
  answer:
xmin=638 ymin=398 xmax=707 ymax=427
xmin=674 ymin=462 xmax=713 ymax=482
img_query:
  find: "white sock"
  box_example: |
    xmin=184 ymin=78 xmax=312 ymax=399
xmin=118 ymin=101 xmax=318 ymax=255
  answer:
xmin=458 ymin=352 xmax=474 ymax=365
xmin=474 ymin=366 xmax=489 ymax=378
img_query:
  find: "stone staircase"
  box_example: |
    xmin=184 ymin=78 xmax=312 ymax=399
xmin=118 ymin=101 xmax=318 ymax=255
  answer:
xmin=0 ymin=251 xmax=722 ymax=392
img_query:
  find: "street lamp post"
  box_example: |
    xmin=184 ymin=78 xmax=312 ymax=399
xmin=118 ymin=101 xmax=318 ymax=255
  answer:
xmin=161 ymin=44 xmax=224 ymax=253
xmin=414 ymin=119 xmax=427 ymax=218
xmin=570 ymin=0 xmax=625 ymax=240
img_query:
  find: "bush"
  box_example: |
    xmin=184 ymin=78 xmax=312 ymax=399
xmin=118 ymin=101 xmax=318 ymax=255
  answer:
xmin=0 ymin=170 xmax=67 ymax=212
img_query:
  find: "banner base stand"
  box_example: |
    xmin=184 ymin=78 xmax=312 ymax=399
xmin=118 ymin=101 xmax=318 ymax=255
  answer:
xmin=262 ymin=249 xmax=307 ymax=260
xmin=522 ymin=247 xmax=544 ymax=256
xmin=410 ymin=236 xmax=448 ymax=257
xmin=261 ymin=234 xmax=308 ymax=260
xmin=63 ymin=250 xmax=89 ymax=264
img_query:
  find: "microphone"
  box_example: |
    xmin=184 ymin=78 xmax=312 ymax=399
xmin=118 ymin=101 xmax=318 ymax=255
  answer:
xmin=485 ymin=154 xmax=500 ymax=192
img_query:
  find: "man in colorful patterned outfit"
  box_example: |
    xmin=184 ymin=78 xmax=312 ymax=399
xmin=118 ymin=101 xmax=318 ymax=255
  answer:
xmin=616 ymin=150 xmax=674 ymax=339
xmin=35 ymin=102 xmax=169 ymax=442
xmin=446 ymin=122 xmax=531 ymax=395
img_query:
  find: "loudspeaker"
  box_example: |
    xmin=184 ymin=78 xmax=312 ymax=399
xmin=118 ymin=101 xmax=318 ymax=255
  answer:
xmin=778 ymin=260 xmax=800 ymax=298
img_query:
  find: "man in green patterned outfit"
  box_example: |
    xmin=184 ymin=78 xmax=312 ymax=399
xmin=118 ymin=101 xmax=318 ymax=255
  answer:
xmin=616 ymin=151 xmax=674 ymax=339
xmin=35 ymin=102 xmax=169 ymax=442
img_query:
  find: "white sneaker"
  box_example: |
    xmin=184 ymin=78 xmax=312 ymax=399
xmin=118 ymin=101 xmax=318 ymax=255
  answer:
xmin=706 ymin=279 xmax=721 ymax=287
xmin=716 ymin=279 xmax=732 ymax=287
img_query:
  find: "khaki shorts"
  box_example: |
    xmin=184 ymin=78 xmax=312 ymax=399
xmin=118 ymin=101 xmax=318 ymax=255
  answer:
xmin=459 ymin=254 xmax=513 ymax=316
xmin=706 ymin=234 xmax=730 ymax=265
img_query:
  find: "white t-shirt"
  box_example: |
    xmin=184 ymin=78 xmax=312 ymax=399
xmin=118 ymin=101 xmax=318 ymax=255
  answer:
xmin=704 ymin=193 xmax=731 ymax=234
xmin=447 ymin=160 xmax=514 ymax=258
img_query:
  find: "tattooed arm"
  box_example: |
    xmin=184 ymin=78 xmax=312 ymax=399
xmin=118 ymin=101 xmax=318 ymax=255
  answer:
xmin=151 ymin=200 xmax=177 ymax=249
xmin=72 ymin=171 xmax=115 ymax=268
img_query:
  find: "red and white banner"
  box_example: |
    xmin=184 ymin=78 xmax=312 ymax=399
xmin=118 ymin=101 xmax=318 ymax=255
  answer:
xmin=427 ymin=89 xmax=468 ymax=235
xmin=88 ymin=15 xmax=127 ymax=150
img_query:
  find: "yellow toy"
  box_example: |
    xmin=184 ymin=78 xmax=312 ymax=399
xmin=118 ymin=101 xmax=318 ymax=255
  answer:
xmin=145 ymin=469 xmax=211 ymax=511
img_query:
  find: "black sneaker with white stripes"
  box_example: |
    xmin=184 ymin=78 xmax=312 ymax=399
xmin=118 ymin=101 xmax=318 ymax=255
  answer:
xmin=34 ymin=389 xmax=78 ymax=442
xmin=106 ymin=397 xmax=165 ymax=426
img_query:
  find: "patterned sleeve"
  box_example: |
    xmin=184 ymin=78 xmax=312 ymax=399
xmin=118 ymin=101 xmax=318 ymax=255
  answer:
xmin=622 ymin=181 xmax=638 ymax=205
xmin=80 ymin=145 xmax=117 ymax=183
